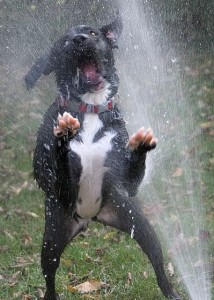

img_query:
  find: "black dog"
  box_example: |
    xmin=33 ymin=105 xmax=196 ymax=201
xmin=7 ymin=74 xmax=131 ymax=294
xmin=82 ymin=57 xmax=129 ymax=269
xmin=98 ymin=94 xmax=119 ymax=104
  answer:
xmin=25 ymin=14 xmax=181 ymax=300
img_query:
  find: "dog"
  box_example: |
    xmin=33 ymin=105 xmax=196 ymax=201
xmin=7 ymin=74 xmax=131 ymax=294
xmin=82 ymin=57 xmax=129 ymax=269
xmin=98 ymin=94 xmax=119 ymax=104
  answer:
xmin=25 ymin=14 xmax=181 ymax=300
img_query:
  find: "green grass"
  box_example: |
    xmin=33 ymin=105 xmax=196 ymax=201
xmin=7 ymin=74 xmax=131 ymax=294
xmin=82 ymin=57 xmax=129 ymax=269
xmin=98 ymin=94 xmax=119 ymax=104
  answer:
xmin=0 ymin=54 xmax=213 ymax=299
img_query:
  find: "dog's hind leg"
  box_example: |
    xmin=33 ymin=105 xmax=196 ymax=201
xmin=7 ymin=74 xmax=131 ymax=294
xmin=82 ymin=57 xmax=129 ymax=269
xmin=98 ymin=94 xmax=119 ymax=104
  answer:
xmin=41 ymin=196 xmax=88 ymax=300
xmin=96 ymin=191 xmax=181 ymax=300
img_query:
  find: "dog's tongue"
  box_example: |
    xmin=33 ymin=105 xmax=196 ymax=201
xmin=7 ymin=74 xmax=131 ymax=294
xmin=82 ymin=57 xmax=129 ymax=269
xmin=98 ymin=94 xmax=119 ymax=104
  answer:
xmin=80 ymin=64 xmax=105 ymax=91
xmin=81 ymin=64 xmax=100 ymax=84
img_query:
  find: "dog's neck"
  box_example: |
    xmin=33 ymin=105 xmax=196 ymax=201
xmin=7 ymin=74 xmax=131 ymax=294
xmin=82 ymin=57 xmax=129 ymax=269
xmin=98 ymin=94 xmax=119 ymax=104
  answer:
xmin=81 ymin=82 xmax=111 ymax=105
xmin=58 ymin=81 xmax=119 ymax=113
xmin=58 ymin=82 xmax=117 ymax=113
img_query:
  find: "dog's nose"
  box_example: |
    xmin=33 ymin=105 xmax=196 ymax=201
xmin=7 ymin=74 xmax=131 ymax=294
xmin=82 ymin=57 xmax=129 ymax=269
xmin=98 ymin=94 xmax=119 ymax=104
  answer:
xmin=73 ymin=34 xmax=88 ymax=44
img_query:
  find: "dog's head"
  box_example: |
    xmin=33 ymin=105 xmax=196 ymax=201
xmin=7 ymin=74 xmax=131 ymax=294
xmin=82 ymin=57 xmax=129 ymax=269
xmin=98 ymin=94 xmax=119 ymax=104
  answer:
xmin=25 ymin=14 xmax=123 ymax=101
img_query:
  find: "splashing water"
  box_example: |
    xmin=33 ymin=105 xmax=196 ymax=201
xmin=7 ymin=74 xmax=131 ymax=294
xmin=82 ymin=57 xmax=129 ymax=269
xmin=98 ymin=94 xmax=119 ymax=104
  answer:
xmin=118 ymin=1 xmax=212 ymax=299
xmin=0 ymin=1 xmax=212 ymax=299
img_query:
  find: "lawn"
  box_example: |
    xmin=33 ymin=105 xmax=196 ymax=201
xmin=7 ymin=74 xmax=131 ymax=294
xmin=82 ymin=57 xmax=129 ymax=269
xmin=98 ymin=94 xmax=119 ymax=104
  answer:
xmin=0 ymin=51 xmax=213 ymax=300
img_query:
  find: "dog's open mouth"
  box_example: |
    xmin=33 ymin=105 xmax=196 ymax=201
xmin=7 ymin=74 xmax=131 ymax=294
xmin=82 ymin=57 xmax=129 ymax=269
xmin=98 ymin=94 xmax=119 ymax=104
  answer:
xmin=77 ymin=56 xmax=105 ymax=92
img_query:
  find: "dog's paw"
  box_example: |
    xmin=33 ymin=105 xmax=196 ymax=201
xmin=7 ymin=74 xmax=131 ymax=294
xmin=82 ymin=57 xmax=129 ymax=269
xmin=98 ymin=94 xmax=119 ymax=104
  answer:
xmin=128 ymin=127 xmax=157 ymax=152
xmin=53 ymin=112 xmax=80 ymax=137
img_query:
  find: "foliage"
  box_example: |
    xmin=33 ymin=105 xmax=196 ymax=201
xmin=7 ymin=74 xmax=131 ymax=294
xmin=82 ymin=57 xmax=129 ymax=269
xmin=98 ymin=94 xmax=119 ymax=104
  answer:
xmin=147 ymin=0 xmax=214 ymax=49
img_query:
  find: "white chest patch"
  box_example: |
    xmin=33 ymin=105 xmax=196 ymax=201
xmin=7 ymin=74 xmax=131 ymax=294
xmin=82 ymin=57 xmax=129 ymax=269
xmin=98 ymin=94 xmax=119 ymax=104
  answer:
xmin=70 ymin=114 xmax=115 ymax=219
xmin=81 ymin=82 xmax=111 ymax=105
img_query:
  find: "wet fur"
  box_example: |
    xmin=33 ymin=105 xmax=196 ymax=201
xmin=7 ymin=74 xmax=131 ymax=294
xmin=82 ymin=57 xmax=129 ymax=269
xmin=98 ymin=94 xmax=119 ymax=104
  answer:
xmin=25 ymin=14 xmax=181 ymax=300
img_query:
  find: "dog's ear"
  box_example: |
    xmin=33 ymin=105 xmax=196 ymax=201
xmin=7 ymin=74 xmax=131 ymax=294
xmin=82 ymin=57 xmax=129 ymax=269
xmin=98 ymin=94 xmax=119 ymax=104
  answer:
xmin=24 ymin=53 xmax=54 ymax=90
xmin=100 ymin=13 xmax=123 ymax=48
xmin=24 ymin=36 xmax=67 ymax=90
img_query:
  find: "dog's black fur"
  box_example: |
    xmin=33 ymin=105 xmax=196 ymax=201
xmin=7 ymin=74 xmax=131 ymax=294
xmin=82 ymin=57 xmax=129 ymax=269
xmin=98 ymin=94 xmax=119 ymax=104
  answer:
xmin=25 ymin=14 xmax=181 ymax=300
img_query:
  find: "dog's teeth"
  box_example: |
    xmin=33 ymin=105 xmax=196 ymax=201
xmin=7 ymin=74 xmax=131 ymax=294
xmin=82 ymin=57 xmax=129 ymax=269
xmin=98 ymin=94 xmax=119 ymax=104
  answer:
xmin=73 ymin=68 xmax=80 ymax=89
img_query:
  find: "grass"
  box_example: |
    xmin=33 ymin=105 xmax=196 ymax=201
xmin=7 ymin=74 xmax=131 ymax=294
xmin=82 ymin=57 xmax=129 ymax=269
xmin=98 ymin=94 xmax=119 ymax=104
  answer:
xmin=0 ymin=53 xmax=213 ymax=300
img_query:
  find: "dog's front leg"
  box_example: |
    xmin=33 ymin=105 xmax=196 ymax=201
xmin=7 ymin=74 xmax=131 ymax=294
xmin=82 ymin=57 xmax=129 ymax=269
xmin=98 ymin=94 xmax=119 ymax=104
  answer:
xmin=125 ymin=127 xmax=158 ymax=196
xmin=96 ymin=190 xmax=181 ymax=300
xmin=42 ymin=196 xmax=88 ymax=300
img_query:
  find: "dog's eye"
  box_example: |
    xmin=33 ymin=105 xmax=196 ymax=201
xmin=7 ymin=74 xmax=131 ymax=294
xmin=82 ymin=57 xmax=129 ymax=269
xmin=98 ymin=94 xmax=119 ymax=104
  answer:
xmin=90 ymin=31 xmax=98 ymax=36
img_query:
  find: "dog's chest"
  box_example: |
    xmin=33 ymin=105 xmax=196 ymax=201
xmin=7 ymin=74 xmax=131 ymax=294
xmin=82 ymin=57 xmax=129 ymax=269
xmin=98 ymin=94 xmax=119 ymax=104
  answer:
xmin=70 ymin=114 xmax=115 ymax=219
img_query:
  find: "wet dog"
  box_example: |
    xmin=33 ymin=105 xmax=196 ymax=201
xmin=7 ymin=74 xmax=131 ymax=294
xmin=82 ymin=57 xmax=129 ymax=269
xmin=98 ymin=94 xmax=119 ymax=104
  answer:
xmin=25 ymin=14 xmax=181 ymax=300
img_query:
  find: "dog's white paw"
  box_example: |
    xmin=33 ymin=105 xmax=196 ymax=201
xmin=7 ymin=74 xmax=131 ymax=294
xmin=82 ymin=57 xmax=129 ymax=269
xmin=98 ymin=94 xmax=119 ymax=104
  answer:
xmin=128 ymin=127 xmax=157 ymax=151
xmin=53 ymin=112 xmax=80 ymax=137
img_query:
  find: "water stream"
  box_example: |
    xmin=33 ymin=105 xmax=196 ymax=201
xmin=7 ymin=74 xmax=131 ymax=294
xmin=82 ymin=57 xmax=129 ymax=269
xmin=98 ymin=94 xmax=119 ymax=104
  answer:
xmin=1 ymin=0 xmax=212 ymax=299
xmin=118 ymin=1 xmax=212 ymax=299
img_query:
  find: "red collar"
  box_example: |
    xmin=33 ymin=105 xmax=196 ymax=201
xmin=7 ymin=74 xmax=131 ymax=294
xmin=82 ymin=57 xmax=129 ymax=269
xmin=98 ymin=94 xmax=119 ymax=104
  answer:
xmin=57 ymin=96 xmax=115 ymax=113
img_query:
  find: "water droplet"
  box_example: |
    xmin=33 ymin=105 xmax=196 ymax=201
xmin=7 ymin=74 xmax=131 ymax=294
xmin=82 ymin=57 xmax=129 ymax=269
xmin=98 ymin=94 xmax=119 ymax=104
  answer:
xmin=44 ymin=143 xmax=50 ymax=150
xmin=133 ymin=44 xmax=139 ymax=50
xmin=131 ymin=225 xmax=135 ymax=239
xmin=171 ymin=58 xmax=178 ymax=63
